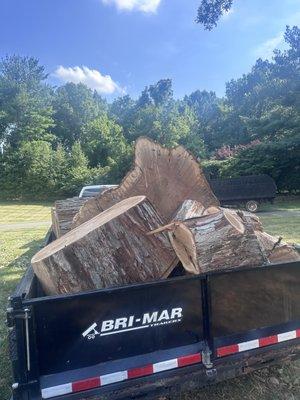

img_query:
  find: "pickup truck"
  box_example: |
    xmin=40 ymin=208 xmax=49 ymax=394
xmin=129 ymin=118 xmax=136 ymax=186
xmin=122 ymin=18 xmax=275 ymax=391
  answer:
xmin=7 ymin=231 xmax=300 ymax=400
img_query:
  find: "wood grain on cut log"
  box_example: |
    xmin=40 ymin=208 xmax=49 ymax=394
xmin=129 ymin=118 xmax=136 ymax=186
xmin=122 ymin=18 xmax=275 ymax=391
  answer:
xmin=52 ymin=197 xmax=88 ymax=237
xmin=72 ymin=137 xmax=219 ymax=228
xmin=32 ymin=196 xmax=178 ymax=295
xmin=174 ymin=199 xmax=205 ymax=221
xmin=151 ymin=207 xmax=266 ymax=274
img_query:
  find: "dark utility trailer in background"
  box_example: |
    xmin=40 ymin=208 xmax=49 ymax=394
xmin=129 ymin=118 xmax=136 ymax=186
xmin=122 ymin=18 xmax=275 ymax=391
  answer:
xmin=209 ymin=174 xmax=277 ymax=212
xmin=7 ymin=231 xmax=300 ymax=400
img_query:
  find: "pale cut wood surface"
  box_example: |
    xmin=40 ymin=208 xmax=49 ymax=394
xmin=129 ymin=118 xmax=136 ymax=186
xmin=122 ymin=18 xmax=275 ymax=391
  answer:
xmin=32 ymin=196 xmax=178 ymax=295
xmin=72 ymin=137 xmax=219 ymax=227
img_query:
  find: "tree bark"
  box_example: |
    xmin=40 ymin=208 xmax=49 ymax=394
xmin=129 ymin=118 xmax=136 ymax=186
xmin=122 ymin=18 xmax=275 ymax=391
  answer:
xmin=72 ymin=137 xmax=219 ymax=227
xmin=256 ymin=231 xmax=300 ymax=264
xmin=51 ymin=197 xmax=88 ymax=237
xmin=150 ymin=203 xmax=299 ymax=274
xmin=32 ymin=196 xmax=178 ymax=295
xmin=151 ymin=207 xmax=268 ymax=274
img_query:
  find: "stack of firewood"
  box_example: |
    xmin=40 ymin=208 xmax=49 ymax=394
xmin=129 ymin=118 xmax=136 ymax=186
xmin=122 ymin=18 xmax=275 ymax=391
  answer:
xmin=31 ymin=137 xmax=299 ymax=295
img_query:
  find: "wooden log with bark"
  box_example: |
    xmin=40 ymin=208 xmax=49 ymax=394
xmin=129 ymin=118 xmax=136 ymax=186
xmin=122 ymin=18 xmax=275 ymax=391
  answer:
xmin=32 ymin=196 xmax=178 ymax=295
xmin=51 ymin=197 xmax=88 ymax=237
xmin=150 ymin=201 xmax=299 ymax=274
xmin=72 ymin=137 xmax=219 ymax=228
xmin=256 ymin=231 xmax=300 ymax=264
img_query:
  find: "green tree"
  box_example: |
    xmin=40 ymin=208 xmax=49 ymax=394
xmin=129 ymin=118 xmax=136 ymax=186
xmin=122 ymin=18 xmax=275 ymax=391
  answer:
xmin=81 ymin=114 xmax=132 ymax=181
xmin=0 ymin=55 xmax=54 ymax=149
xmin=196 ymin=0 xmax=233 ymax=30
xmin=52 ymin=83 xmax=105 ymax=148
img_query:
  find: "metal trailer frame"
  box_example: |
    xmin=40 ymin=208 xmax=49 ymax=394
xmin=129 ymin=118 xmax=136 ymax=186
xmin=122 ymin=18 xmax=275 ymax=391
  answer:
xmin=6 ymin=232 xmax=300 ymax=400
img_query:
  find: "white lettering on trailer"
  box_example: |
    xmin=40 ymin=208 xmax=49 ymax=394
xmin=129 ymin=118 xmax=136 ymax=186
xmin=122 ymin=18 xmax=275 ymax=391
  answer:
xmin=142 ymin=312 xmax=158 ymax=324
xmin=82 ymin=307 xmax=183 ymax=340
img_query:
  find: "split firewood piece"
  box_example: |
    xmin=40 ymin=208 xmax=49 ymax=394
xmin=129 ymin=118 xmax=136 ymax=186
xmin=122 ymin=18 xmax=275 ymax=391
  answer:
xmin=202 ymin=205 xmax=221 ymax=216
xmin=52 ymin=197 xmax=89 ymax=237
xmin=72 ymin=137 xmax=219 ymax=228
xmin=256 ymin=231 xmax=300 ymax=264
xmin=174 ymin=199 xmax=205 ymax=221
xmin=224 ymin=208 xmax=263 ymax=232
xmin=32 ymin=196 xmax=178 ymax=295
xmin=172 ymin=200 xmax=262 ymax=232
xmin=150 ymin=208 xmax=266 ymax=274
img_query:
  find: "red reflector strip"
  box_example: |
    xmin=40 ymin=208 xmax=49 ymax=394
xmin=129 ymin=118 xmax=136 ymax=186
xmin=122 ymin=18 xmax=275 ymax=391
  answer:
xmin=72 ymin=377 xmax=100 ymax=393
xmin=178 ymin=353 xmax=202 ymax=367
xmin=217 ymin=329 xmax=299 ymax=358
xmin=41 ymin=352 xmax=202 ymax=399
xmin=42 ymin=326 xmax=300 ymax=399
xmin=128 ymin=364 xmax=153 ymax=379
xmin=217 ymin=344 xmax=239 ymax=357
xmin=259 ymin=335 xmax=278 ymax=347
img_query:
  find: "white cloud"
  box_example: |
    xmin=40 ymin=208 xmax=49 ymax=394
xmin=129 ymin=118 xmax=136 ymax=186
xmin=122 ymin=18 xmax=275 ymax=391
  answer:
xmin=54 ymin=66 xmax=123 ymax=94
xmin=102 ymin=0 xmax=161 ymax=13
xmin=254 ymin=32 xmax=287 ymax=60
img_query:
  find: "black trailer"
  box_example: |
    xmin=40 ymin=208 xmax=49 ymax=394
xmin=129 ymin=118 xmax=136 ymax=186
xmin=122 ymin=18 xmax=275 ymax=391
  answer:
xmin=210 ymin=174 xmax=277 ymax=212
xmin=7 ymin=232 xmax=300 ymax=400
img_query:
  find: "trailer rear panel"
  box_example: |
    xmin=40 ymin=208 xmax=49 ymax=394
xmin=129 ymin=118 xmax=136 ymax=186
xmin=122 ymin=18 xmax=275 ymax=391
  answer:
xmin=8 ymin=259 xmax=300 ymax=400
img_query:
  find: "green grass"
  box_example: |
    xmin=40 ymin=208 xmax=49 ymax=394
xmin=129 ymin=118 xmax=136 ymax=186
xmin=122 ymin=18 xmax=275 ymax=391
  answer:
xmin=259 ymin=196 xmax=300 ymax=243
xmin=260 ymin=196 xmax=300 ymax=211
xmin=260 ymin=214 xmax=300 ymax=243
xmin=0 ymin=198 xmax=299 ymax=399
xmin=0 ymin=201 xmax=52 ymax=223
xmin=0 ymin=228 xmax=49 ymax=399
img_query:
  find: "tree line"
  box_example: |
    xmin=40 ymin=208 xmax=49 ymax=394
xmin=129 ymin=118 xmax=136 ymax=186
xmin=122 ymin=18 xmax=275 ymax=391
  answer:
xmin=0 ymin=25 xmax=299 ymax=200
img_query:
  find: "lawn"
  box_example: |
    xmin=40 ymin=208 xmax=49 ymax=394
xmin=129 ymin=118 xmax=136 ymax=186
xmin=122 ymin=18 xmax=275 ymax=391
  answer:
xmin=0 ymin=198 xmax=299 ymax=400
xmin=0 ymin=201 xmax=52 ymax=224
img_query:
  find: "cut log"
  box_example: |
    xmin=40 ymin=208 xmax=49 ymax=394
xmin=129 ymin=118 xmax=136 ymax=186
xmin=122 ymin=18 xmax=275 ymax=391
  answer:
xmin=256 ymin=231 xmax=300 ymax=264
xmin=151 ymin=208 xmax=266 ymax=274
xmin=173 ymin=201 xmax=263 ymax=232
xmin=52 ymin=197 xmax=88 ymax=237
xmin=223 ymin=208 xmax=263 ymax=232
xmin=150 ymin=201 xmax=299 ymax=274
xmin=72 ymin=137 xmax=219 ymax=227
xmin=32 ymin=196 xmax=178 ymax=295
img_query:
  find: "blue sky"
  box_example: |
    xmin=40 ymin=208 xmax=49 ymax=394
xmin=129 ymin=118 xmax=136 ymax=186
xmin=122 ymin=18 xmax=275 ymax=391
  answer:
xmin=1 ymin=0 xmax=300 ymax=99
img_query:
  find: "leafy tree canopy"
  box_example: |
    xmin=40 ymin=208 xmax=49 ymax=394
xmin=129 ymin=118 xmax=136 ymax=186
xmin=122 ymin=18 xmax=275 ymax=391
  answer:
xmin=196 ymin=0 xmax=233 ymax=30
xmin=0 ymin=25 xmax=299 ymax=199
